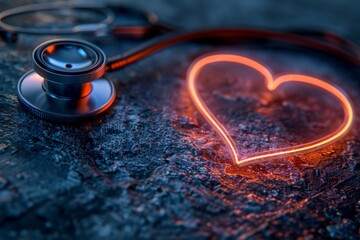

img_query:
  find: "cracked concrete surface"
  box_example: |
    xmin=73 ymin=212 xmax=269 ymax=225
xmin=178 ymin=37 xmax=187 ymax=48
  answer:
xmin=0 ymin=0 xmax=359 ymax=239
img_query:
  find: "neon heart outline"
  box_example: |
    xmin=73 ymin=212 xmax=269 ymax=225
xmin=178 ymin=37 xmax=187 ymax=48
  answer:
xmin=187 ymin=54 xmax=354 ymax=166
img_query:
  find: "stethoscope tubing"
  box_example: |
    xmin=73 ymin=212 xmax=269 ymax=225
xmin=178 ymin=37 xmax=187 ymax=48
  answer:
xmin=6 ymin=2 xmax=360 ymax=124
xmin=0 ymin=2 xmax=162 ymax=37
xmin=1 ymin=2 xmax=359 ymax=71
xmin=106 ymin=28 xmax=360 ymax=72
xmin=0 ymin=2 xmax=115 ymax=35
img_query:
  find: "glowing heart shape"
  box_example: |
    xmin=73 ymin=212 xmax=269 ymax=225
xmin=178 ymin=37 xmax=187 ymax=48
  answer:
xmin=187 ymin=54 xmax=354 ymax=166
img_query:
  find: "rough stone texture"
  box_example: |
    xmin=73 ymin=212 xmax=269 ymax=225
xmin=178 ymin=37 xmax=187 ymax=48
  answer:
xmin=0 ymin=0 xmax=359 ymax=239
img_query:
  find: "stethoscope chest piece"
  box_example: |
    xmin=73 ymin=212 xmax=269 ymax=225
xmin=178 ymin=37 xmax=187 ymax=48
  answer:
xmin=17 ymin=39 xmax=115 ymax=123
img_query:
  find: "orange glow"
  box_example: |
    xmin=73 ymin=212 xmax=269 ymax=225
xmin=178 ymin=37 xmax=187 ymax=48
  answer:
xmin=45 ymin=45 xmax=56 ymax=54
xmin=187 ymin=54 xmax=354 ymax=166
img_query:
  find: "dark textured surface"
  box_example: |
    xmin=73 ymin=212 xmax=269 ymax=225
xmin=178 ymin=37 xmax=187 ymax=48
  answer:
xmin=0 ymin=0 xmax=360 ymax=239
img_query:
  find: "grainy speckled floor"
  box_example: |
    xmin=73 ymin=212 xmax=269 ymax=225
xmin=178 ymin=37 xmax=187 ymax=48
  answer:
xmin=0 ymin=0 xmax=359 ymax=239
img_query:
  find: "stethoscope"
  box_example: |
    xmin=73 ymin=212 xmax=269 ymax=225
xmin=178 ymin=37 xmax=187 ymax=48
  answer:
xmin=1 ymin=2 xmax=360 ymax=123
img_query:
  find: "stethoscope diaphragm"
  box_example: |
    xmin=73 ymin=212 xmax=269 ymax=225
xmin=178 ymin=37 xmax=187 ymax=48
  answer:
xmin=16 ymin=39 xmax=116 ymax=123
